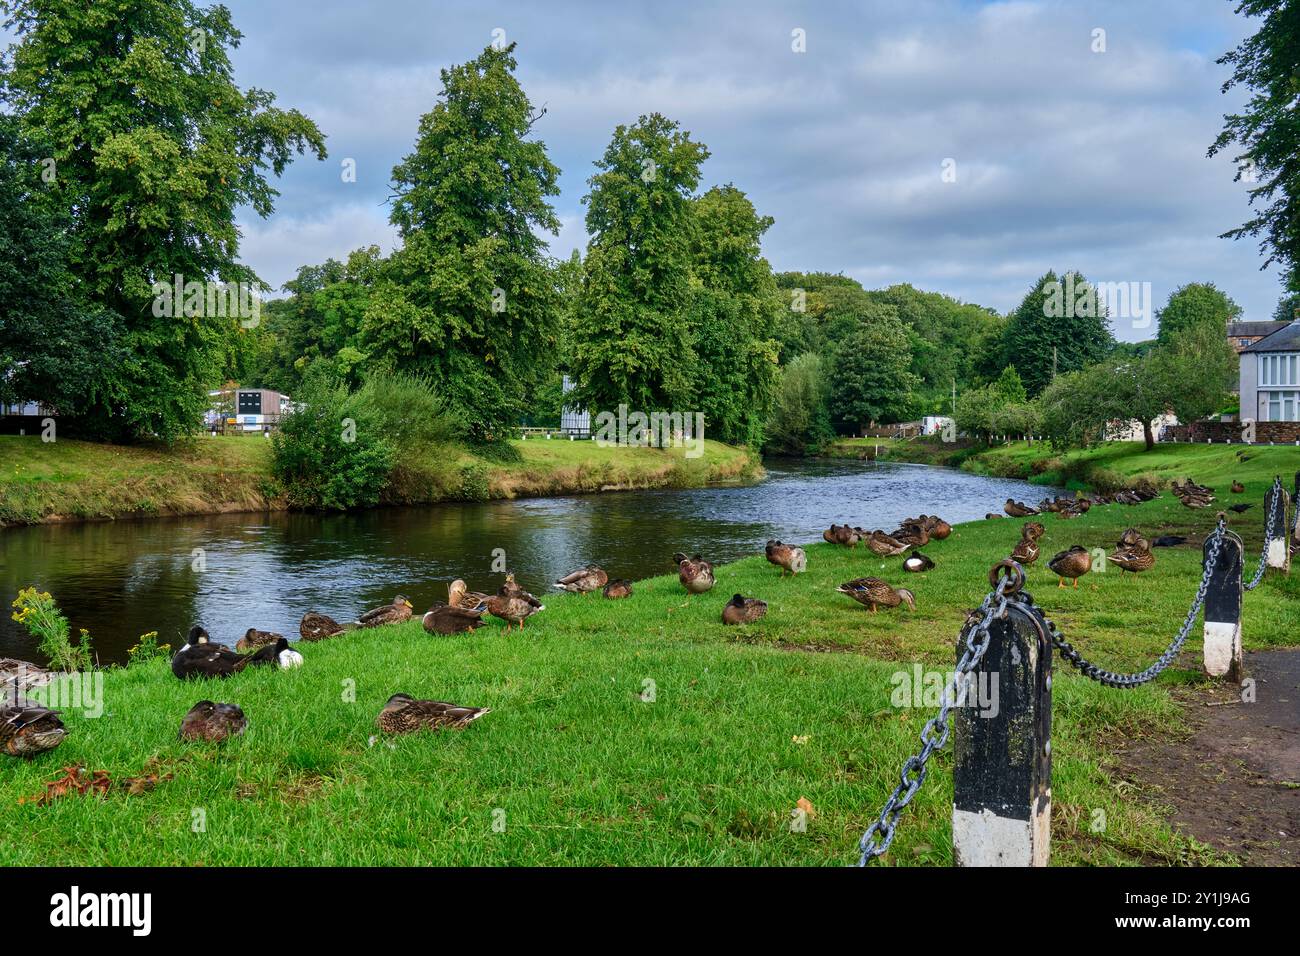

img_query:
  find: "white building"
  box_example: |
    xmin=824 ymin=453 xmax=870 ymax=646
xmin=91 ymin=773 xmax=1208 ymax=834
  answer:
xmin=1239 ymin=321 xmax=1300 ymax=422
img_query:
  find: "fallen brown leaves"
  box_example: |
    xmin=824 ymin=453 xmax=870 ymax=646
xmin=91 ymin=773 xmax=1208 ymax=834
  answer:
xmin=19 ymin=758 xmax=174 ymax=806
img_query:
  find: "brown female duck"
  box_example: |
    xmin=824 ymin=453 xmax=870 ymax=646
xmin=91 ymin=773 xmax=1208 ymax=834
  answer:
xmin=1109 ymin=540 xmax=1155 ymax=576
xmin=299 ymin=612 xmax=349 ymax=642
xmin=358 ymin=595 xmax=414 ymax=628
xmin=376 ymin=693 xmax=490 ymax=734
xmin=422 ymin=599 xmax=488 ymax=635
xmin=835 ymin=578 xmax=916 ymax=614
xmin=553 ymin=566 xmax=609 ymax=595
xmin=765 ymin=540 xmax=807 ymax=576
xmin=673 ymin=553 xmax=716 ymax=595
xmin=1004 ymin=499 xmax=1039 ymax=518
xmin=866 ymin=530 xmax=909 ymax=557
xmin=485 ymin=584 xmax=545 ymax=631
xmin=823 ymin=524 xmax=860 ymax=547
xmin=1011 ymin=531 xmax=1040 ymax=566
xmin=602 ymin=579 xmax=633 ymax=599
xmin=722 ymin=594 xmax=768 ymax=625
xmin=0 ymin=699 xmax=66 ymax=757
xmin=179 ymin=700 xmax=248 ymax=742
xmin=236 ymin=628 xmax=284 ymax=652
xmin=1047 ymin=546 xmax=1092 ymax=588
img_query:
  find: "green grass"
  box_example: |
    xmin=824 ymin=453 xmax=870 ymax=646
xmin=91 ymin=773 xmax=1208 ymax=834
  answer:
xmin=0 ymin=435 xmax=760 ymax=525
xmin=1 ymin=444 xmax=1292 ymax=865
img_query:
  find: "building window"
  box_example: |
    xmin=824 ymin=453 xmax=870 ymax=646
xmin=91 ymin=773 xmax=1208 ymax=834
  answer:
xmin=1239 ymin=339 xmax=1251 ymax=347
xmin=1264 ymin=390 xmax=1300 ymax=422
xmin=1258 ymin=353 xmax=1299 ymax=387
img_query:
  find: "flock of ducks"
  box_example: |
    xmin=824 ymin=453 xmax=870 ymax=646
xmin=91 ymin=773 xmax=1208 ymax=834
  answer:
xmin=0 ymin=474 xmax=1253 ymax=757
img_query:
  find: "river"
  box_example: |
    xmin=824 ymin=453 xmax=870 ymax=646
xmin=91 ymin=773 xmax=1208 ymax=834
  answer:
xmin=0 ymin=457 xmax=1061 ymax=665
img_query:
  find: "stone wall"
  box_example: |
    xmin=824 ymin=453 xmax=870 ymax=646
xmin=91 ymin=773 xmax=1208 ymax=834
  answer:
xmin=1162 ymin=420 xmax=1300 ymax=444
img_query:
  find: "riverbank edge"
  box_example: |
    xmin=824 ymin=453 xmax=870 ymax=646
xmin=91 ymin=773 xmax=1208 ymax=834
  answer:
xmin=0 ymin=436 xmax=764 ymax=529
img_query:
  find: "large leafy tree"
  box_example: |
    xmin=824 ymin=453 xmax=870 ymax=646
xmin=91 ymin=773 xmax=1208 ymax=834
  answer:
xmin=1 ymin=0 xmax=327 ymax=441
xmin=362 ymin=43 xmax=559 ymax=441
xmin=1001 ymin=271 xmax=1115 ymax=397
xmin=571 ymin=113 xmax=709 ymax=414
xmin=1211 ymin=0 xmax=1300 ymax=283
xmin=1155 ymin=282 xmax=1243 ymax=346
xmin=687 ymin=185 xmax=780 ymax=446
xmin=826 ymin=306 xmax=920 ymax=433
xmin=0 ymin=115 xmax=123 ymax=417
xmin=764 ymin=352 xmax=834 ymax=455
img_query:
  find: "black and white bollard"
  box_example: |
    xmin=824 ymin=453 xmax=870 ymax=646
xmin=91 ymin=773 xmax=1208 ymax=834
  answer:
xmin=952 ymin=588 xmax=1053 ymax=867
xmin=1292 ymin=472 xmax=1300 ymax=557
xmin=1203 ymin=529 xmax=1244 ymax=681
xmin=1265 ymin=479 xmax=1291 ymax=573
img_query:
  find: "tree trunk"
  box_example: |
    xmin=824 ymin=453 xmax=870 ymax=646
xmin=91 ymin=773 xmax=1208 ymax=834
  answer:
xmin=1142 ymin=419 xmax=1154 ymax=451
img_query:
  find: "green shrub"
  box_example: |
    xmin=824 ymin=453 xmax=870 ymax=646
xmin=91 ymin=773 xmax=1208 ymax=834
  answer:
xmin=457 ymin=462 xmax=492 ymax=501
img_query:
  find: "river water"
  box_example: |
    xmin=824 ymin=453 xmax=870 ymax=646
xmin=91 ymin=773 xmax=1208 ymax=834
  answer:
xmin=0 ymin=457 xmax=1060 ymax=665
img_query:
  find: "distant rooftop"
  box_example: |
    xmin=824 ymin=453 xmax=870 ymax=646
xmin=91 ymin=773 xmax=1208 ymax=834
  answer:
xmin=1227 ymin=320 xmax=1288 ymax=339
xmin=1241 ymin=320 xmax=1300 ymax=354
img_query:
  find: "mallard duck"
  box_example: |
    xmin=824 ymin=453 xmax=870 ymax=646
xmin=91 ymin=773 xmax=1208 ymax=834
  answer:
xmin=553 ymin=566 xmax=609 ymax=595
xmin=890 ymin=523 xmax=930 ymax=548
xmin=1228 ymin=503 xmax=1253 ymax=514
xmin=673 ymin=553 xmax=716 ymax=594
xmin=0 ymin=658 xmax=53 ymax=698
xmin=722 ymin=593 xmax=768 ymax=625
xmin=358 ymin=595 xmax=414 ymax=628
xmin=985 ymin=512 xmax=1004 ymax=520
xmin=1022 ymin=521 xmax=1046 ymax=541
xmin=485 ymin=584 xmax=544 ymax=631
xmin=299 ymin=612 xmax=348 ymax=641
xmin=1109 ymin=543 xmax=1155 ymax=576
xmin=765 ymin=540 xmax=807 ymax=576
xmin=927 ymin=517 xmax=952 ymax=540
xmin=449 ymin=579 xmax=490 ymax=609
xmin=376 ymin=693 xmax=490 ymax=734
xmin=1117 ymin=527 xmax=1143 ymax=549
xmin=179 ymin=700 xmax=248 ymax=742
xmin=1047 ymin=546 xmax=1092 ymax=588
xmin=171 ymin=627 xmax=299 ymax=679
xmin=1231 ymin=480 xmax=1245 ymax=494
xmin=0 ymin=699 xmax=66 ymax=757
xmin=1011 ymin=534 xmax=1039 ymax=566
xmin=1074 ymin=497 xmax=1093 ymax=513
xmin=422 ymin=600 xmax=488 ymax=635
xmin=836 ymin=578 xmax=916 ymax=614
xmin=1055 ymin=507 xmax=1079 ymax=520
xmin=236 ymin=628 xmax=283 ymax=652
xmin=1004 ymin=499 xmax=1039 ymax=518
xmin=602 ymin=579 xmax=633 ymax=599
xmin=902 ymin=551 xmax=934 ymax=573
xmin=823 ymin=524 xmax=860 ymax=547
xmin=866 ymin=530 xmax=909 ymax=557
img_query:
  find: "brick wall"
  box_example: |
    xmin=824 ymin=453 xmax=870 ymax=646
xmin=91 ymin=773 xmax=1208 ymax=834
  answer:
xmin=1162 ymin=421 xmax=1300 ymax=443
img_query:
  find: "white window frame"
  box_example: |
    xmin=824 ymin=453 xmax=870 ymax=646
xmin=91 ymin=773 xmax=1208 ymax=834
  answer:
xmin=1258 ymin=353 xmax=1299 ymax=387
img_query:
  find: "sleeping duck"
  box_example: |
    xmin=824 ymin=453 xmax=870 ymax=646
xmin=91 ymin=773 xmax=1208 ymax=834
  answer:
xmin=553 ymin=566 xmax=609 ymax=595
xmin=721 ymin=594 xmax=768 ymax=625
xmin=1010 ymin=533 xmax=1040 ymax=566
xmin=603 ymin=579 xmax=634 ymax=599
xmin=673 ymin=553 xmax=716 ymax=595
xmin=902 ymin=551 xmax=934 ymax=573
xmin=422 ymin=599 xmax=488 ymax=635
xmin=358 ymin=595 xmax=414 ymax=628
xmin=823 ymin=524 xmax=860 ymax=547
xmin=299 ymin=612 xmax=349 ymax=642
xmin=376 ymin=693 xmax=490 ymax=734
xmin=1004 ymin=499 xmax=1039 ymax=518
xmin=0 ymin=658 xmax=53 ymax=699
xmin=171 ymin=627 xmax=300 ymax=679
xmin=0 ymin=698 xmax=67 ymax=757
xmin=179 ymin=700 xmax=248 ymax=742
xmin=890 ymin=523 xmax=930 ymax=548
xmin=485 ymin=583 xmax=545 ymax=631
xmin=1047 ymin=546 xmax=1092 ymax=588
xmin=765 ymin=540 xmax=807 ymax=576
xmin=449 ymin=579 xmax=490 ymax=608
xmin=836 ymin=578 xmax=916 ymax=614
xmin=236 ymin=628 xmax=284 ymax=652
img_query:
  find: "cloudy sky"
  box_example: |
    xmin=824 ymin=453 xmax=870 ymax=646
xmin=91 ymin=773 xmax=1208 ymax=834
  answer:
xmin=216 ymin=0 xmax=1280 ymax=339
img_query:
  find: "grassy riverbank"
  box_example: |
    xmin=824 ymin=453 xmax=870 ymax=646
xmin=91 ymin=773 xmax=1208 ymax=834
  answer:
xmin=2 ymin=448 xmax=1294 ymax=865
xmin=0 ymin=435 xmax=761 ymax=526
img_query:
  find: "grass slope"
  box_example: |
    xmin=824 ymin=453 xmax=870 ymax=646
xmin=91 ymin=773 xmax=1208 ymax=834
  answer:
xmin=0 ymin=436 xmax=760 ymax=526
xmin=1 ymin=446 xmax=1293 ymax=865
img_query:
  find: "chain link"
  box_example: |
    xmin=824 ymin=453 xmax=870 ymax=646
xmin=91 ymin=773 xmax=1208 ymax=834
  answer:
xmin=1046 ymin=518 xmax=1225 ymax=688
xmin=1245 ymin=476 xmax=1283 ymax=591
xmin=856 ymin=574 xmax=1015 ymax=865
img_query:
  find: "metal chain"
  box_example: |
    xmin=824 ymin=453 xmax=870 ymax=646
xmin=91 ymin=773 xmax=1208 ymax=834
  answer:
xmin=1045 ymin=518 xmax=1225 ymax=688
xmin=856 ymin=574 xmax=1014 ymax=865
xmin=1245 ymin=476 xmax=1283 ymax=591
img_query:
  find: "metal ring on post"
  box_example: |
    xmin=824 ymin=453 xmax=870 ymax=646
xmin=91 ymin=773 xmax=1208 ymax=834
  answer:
xmin=988 ymin=558 xmax=1024 ymax=594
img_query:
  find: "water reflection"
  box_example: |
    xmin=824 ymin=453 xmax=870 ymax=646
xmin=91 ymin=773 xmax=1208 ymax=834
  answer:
xmin=0 ymin=458 xmax=1060 ymax=664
